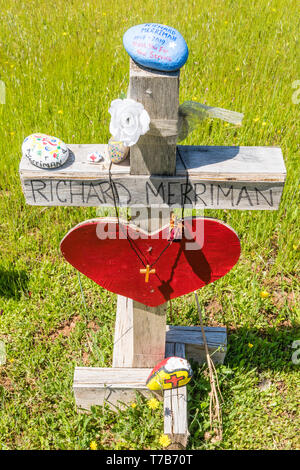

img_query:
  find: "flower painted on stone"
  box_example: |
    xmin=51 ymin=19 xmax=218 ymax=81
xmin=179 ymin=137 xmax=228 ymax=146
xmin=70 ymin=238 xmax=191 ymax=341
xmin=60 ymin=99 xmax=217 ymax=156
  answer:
xmin=108 ymin=98 xmax=150 ymax=147
xmin=22 ymin=133 xmax=69 ymax=168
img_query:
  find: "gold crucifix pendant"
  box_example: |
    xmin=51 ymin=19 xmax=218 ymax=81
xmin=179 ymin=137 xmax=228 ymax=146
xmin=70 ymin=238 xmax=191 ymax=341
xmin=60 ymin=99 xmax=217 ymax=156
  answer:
xmin=140 ymin=264 xmax=156 ymax=283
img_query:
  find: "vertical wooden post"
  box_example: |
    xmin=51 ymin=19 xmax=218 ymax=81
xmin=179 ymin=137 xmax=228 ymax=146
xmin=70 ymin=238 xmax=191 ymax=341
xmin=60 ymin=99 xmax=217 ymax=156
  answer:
xmin=128 ymin=59 xmax=179 ymax=176
xmin=112 ymin=59 xmax=180 ymax=369
xmin=164 ymin=342 xmax=189 ymax=448
xmin=113 ymin=296 xmax=167 ymax=368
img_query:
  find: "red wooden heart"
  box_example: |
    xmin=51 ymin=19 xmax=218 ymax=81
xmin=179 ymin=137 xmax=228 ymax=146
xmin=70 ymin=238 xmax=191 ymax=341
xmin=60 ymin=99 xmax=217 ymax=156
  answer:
xmin=60 ymin=217 xmax=240 ymax=307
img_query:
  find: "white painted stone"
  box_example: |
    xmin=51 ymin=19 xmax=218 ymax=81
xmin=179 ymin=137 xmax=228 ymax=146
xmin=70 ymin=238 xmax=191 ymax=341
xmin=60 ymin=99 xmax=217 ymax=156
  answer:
xmin=22 ymin=133 xmax=69 ymax=169
xmin=86 ymin=151 xmax=104 ymax=163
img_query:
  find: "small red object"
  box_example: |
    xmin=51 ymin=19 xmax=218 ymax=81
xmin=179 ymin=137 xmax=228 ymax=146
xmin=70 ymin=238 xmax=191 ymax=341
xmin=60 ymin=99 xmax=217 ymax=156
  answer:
xmin=164 ymin=373 xmax=185 ymax=387
xmin=60 ymin=217 xmax=240 ymax=307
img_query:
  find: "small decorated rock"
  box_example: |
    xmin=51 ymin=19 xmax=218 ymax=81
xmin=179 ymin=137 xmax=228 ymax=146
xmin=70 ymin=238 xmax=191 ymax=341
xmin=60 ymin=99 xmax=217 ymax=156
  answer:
xmin=87 ymin=151 xmax=104 ymax=163
xmin=108 ymin=137 xmax=129 ymax=164
xmin=22 ymin=133 xmax=69 ymax=169
xmin=123 ymin=23 xmax=189 ymax=72
xmin=146 ymin=356 xmax=193 ymax=391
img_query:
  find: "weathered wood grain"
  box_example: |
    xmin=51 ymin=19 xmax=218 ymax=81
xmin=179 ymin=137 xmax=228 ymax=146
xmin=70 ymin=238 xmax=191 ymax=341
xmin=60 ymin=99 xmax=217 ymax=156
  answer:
xmin=112 ymin=296 xmax=133 ymax=367
xmin=166 ymin=325 xmax=227 ymax=364
xmin=73 ymin=367 xmax=162 ymax=411
xmin=164 ymin=342 xmax=189 ymax=449
xmin=128 ymin=59 xmax=179 ymax=175
xmin=19 ymin=144 xmax=286 ymax=180
xmin=113 ymin=295 xmax=167 ymax=368
xmin=19 ymin=145 xmax=286 ymax=210
xmin=131 ymin=300 xmax=167 ymax=367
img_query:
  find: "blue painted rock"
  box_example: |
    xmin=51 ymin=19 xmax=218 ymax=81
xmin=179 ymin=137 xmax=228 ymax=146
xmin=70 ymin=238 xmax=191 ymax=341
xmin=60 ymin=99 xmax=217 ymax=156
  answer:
xmin=22 ymin=133 xmax=69 ymax=169
xmin=123 ymin=23 xmax=188 ymax=72
xmin=146 ymin=356 xmax=193 ymax=391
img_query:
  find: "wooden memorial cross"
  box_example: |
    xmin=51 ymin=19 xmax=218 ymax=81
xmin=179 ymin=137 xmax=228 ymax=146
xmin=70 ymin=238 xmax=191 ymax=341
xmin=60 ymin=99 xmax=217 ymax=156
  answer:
xmin=19 ymin=58 xmax=286 ymax=448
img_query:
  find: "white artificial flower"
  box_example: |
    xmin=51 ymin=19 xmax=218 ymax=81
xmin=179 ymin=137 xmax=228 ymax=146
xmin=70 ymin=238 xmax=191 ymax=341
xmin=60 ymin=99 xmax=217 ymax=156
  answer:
xmin=108 ymin=98 xmax=150 ymax=147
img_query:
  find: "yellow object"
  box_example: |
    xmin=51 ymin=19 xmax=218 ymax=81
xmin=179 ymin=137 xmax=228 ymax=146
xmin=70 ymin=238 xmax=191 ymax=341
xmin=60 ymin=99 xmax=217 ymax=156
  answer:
xmin=146 ymin=357 xmax=193 ymax=391
xmin=159 ymin=434 xmax=171 ymax=448
xmin=108 ymin=137 xmax=129 ymax=163
xmin=89 ymin=441 xmax=97 ymax=450
xmin=147 ymin=398 xmax=160 ymax=410
xmin=260 ymin=290 xmax=270 ymax=299
xmin=140 ymin=264 xmax=156 ymax=283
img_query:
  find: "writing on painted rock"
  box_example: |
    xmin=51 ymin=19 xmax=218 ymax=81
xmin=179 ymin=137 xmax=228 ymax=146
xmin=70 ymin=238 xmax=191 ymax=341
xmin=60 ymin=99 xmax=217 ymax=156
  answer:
xmin=123 ymin=23 xmax=188 ymax=72
xmin=23 ymin=178 xmax=277 ymax=209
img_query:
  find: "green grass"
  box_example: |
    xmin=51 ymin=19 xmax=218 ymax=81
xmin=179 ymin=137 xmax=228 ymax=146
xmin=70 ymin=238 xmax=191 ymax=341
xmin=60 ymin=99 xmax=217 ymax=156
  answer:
xmin=0 ymin=0 xmax=299 ymax=450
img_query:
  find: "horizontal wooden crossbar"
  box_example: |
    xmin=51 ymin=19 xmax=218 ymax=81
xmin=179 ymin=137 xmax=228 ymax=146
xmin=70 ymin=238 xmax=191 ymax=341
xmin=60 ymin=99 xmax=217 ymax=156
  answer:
xmin=19 ymin=144 xmax=286 ymax=210
xmin=73 ymin=367 xmax=162 ymax=411
xmin=166 ymin=325 xmax=227 ymax=364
